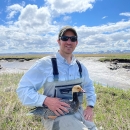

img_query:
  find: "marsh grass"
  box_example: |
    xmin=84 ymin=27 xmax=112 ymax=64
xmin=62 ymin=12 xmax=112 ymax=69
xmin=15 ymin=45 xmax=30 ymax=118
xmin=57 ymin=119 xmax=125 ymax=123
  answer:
xmin=98 ymin=53 xmax=130 ymax=62
xmin=0 ymin=53 xmax=130 ymax=60
xmin=0 ymin=73 xmax=130 ymax=130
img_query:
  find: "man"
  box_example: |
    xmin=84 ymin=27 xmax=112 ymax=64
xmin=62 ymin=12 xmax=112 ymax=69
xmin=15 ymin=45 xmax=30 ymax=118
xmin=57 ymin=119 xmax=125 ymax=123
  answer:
xmin=17 ymin=26 xmax=97 ymax=130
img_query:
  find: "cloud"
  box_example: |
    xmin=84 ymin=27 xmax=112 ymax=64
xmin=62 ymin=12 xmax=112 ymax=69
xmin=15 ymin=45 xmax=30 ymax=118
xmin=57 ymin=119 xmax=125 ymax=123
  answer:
xmin=1 ymin=19 xmax=130 ymax=53
xmin=0 ymin=1 xmax=130 ymax=53
xmin=76 ymin=20 xmax=130 ymax=52
xmin=63 ymin=16 xmax=71 ymax=21
xmin=6 ymin=4 xmax=23 ymax=19
xmin=13 ymin=4 xmax=58 ymax=34
xmin=120 ymin=12 xmax=130 ymax=17
xmin=102 ymin=16 xmax=108 ymax=19
xmin=45 ymin=0 xmax=95 ymax=14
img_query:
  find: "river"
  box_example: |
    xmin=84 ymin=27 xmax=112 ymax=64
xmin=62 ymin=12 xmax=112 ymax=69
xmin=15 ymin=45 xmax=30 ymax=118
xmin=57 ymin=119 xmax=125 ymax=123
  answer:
xmin=0 ymin=57 xmax=130 ymax=90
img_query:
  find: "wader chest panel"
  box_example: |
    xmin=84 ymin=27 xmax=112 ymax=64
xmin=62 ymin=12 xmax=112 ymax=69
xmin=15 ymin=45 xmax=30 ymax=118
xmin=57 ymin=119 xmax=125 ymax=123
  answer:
xmin=51 ymin=57 xmax=83 ymax=102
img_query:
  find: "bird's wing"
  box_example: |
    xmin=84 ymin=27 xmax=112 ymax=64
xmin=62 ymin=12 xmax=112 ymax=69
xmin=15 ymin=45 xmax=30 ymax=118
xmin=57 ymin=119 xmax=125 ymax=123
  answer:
xmin=27 ymin=107 xmax=47 ymax=116
xmin=60 ymin=99 xmax=79 ymax=114
xmin=27 ymin=99 xmax=79 ymax=119
xmin=27 ymin=107 xmax=57 ymax=119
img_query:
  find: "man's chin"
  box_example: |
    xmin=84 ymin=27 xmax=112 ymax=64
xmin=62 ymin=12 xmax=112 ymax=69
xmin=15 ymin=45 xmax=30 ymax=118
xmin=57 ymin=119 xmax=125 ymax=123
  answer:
xmin=65 ymin=49 xmax=74 ymax=54
xmin=65 ymin=50 xmax=73 ymax=54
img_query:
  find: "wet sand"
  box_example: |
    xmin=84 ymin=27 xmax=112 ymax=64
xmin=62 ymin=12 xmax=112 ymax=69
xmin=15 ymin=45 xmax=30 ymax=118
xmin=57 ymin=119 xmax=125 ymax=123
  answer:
xmin=0 ymin=57 xmax=130 ymax=90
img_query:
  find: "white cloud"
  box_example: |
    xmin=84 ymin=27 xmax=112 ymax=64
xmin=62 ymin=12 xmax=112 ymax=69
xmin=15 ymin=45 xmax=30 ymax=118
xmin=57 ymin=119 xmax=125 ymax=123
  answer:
xmin=0 ymin=1 xmax=130 ymax=53
xmin=6 ymin=4 xmax=23 ymax=19
xmin=102 ymin=16 xmax=107 ymax=19
xmin=76 ymin=20 xmax=130 ymax=52
xmin=45 ymin=0 xmax=95 ymax=14
xmin=1 ymin=19 xmax=130 ymax=53
xmin=120 ymin=12 xmax=130 ymax=17
xmin=63 ymin=16 xmax=71 ymax=21
xmin=12 ymin=4 xmax=58 ymax=35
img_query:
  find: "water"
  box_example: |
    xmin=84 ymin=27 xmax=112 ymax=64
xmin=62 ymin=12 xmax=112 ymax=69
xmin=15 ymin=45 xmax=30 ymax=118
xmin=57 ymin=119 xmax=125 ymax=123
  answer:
xmin=0 ymin=57 xmax=130 ymax=90
xmin=77 ymin=57 xmax=130 ymax=90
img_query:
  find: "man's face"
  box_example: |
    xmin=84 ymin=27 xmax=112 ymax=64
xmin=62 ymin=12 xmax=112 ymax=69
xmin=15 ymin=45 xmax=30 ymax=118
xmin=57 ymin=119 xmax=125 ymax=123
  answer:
xmin=58 ymin=30 xmax=78 ymax=55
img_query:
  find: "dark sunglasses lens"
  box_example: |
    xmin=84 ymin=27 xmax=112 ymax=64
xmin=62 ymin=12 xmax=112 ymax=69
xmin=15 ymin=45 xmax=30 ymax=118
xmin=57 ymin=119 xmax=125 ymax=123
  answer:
xmin=61 ymin=36 xmax=77 ymax=42
xmin=71 ymin=37 xmax=77 ymax=42
xmin=61 ymin=36 xmax=68 ymax=41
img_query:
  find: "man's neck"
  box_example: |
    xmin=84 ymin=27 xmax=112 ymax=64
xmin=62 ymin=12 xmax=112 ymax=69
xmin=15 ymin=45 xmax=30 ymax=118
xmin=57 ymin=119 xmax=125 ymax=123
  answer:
xmin=59 ymin=51 xmax=72 ymax=64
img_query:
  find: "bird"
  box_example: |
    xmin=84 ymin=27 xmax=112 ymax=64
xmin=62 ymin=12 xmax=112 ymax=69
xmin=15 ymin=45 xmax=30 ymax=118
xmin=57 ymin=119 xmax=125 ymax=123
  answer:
xmin=27 ymin=85 xmax=85 ymax=120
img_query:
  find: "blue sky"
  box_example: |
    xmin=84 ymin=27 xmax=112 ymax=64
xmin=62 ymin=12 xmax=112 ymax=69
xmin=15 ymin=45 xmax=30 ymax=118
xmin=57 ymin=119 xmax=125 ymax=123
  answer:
xmin=0 ymin=0 xmax=130 ymax=54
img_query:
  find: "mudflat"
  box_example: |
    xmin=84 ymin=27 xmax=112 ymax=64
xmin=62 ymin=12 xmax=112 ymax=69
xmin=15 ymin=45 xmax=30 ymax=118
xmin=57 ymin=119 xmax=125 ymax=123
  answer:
xmin=0 ymin=57 xmax=130 ymax=90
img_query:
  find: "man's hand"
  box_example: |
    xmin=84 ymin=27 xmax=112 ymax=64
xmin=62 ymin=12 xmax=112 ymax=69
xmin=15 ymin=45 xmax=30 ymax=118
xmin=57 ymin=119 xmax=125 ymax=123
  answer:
xmin=83 ymin=106 xmax=94 ymax=121
xmin=43 ymin=97 xmax=70 ymax=116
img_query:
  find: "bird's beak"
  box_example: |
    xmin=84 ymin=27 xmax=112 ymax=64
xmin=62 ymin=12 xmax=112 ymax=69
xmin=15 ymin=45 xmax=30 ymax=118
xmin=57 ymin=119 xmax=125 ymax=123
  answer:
xmin=81 ymin=88 xmax=86 ymax=93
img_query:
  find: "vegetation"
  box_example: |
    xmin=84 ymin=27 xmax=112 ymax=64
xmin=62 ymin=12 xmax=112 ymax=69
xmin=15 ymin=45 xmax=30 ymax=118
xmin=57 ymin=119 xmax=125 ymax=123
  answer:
xmin=0 ymin=53 xmax=130 ymax=61
xmin=0 ymin=73 xmax=130 ymax=130
xmin=98 ymin=53 xmax=130 ymax=62
xmin=0 ymin=54 xmax=45 ymax=61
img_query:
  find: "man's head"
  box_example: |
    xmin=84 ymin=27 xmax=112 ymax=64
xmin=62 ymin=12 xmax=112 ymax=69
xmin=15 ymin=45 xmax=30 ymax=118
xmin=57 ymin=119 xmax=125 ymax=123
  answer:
xmin=58 ymin=26 xmax=78 ymax=40
xmin=57 ymin=26 xmax=78 ymax=56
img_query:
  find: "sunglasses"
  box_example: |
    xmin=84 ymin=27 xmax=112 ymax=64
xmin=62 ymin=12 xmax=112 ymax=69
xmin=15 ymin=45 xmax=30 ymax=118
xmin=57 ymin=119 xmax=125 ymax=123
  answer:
xmin=60 ymin=36 xmax=77 ymax=42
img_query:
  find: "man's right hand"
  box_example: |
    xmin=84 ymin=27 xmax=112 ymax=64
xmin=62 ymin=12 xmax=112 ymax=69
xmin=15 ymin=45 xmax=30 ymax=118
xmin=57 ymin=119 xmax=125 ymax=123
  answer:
xmin=43 ymin=97 xmax=70 ymax=116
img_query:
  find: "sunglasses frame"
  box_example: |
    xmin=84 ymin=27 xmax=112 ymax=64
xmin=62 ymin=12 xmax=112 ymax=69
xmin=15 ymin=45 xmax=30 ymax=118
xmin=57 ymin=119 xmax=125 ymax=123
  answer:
xmin=60 ymin=36 xmax=77 ymax=42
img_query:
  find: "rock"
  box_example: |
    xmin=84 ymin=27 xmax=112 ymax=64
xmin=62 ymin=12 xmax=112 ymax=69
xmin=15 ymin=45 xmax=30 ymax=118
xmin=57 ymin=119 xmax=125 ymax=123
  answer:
xmin=112 ymin=60 xmax=119 ymax=65
xmin=122 ymin=64 xmax=130 ymax=69
xmin=7 ymin=59 xmax=14 ymax=62
xmin=108 ymin=64 xmax=120 ymax=70
xmin=18 ymin=59 xmax=24 ymax=62
xmin=0 ymin=65 xmax=3 ymax=69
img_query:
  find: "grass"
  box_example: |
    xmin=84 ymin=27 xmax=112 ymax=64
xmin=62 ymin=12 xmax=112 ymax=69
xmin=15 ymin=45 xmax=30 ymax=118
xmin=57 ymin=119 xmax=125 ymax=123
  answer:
xmin=98 ymin=53 xmax=130 ymax=62
xmin=0 ymin=73 xmax=130 ymax=130
xmin=0 ymin=53 xmax=130 ymax=61
xmin=93 ymin=85 xmax=130 ymax=130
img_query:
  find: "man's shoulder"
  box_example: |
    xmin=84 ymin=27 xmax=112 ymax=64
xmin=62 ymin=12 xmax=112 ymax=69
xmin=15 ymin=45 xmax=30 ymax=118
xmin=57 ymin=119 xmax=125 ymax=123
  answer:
xmin=40 ymin=55 xmax=55 ymax=61
xmin=36 ymin=55 xmax=54 ymax=66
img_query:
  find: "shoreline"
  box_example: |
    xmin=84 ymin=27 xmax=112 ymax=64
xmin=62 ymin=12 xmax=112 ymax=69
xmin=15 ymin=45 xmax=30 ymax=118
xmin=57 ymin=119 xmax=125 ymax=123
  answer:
xmin=0 ymin=57 xmax=130 ymax=90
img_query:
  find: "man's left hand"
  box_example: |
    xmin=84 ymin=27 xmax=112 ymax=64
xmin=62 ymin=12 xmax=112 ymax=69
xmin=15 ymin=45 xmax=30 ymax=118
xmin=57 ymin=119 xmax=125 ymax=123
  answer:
xmin=83 ymin=106 xmax=94 ymax=121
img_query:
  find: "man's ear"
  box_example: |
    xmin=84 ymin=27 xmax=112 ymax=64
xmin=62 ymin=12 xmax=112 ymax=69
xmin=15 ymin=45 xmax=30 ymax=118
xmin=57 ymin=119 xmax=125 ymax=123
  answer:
xmin=57 ymin=39 xmax=61 ymax=46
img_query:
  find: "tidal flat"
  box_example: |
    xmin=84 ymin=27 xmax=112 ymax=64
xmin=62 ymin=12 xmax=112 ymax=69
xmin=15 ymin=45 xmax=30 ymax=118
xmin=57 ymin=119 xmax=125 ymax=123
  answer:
xmin=0 ymin=53 xmax=130 ymax=90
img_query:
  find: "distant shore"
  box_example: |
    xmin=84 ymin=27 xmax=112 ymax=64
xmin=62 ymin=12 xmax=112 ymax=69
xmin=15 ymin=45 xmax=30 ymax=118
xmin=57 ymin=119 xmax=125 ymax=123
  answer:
xmin=0 ymin=53 xmax=130 ymax=70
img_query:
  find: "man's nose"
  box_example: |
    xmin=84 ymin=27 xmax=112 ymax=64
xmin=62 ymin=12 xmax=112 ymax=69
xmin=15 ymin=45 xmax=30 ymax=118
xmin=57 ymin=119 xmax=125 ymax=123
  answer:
xmin=66 ymin=38 xmax=72 ymax=43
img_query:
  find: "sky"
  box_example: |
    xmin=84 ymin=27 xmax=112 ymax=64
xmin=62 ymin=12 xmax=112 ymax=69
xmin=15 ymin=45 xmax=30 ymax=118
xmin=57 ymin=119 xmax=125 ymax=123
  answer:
xmin=0 ymin=0 xmax=130 ymax=54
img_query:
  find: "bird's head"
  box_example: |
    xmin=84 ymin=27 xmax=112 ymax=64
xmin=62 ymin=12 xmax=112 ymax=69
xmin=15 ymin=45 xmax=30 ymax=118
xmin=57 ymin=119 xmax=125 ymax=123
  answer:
xmin=72 ymin=85 xmax=85 ymax=93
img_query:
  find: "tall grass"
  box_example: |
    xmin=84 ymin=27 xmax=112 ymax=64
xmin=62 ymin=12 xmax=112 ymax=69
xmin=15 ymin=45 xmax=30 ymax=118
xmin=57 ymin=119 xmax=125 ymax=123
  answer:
xmin=0 ymin=73 xmax=130 ymax=130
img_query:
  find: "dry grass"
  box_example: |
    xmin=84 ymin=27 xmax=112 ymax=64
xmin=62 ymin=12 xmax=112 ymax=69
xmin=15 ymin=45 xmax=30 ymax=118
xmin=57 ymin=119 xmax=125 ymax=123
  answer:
xmin=93 ymin=84 xmax=130 ymax=130
xmin=0 ymin=53 xmax=130 ymax=60
xmin=0 ymin=73 xmax=130 ymax=130
xmin=0 ymin=73 xmax=44 ymax=130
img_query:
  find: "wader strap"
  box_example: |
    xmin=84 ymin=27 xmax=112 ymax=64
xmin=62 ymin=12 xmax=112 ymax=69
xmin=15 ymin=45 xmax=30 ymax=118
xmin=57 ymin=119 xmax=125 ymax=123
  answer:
xmin=51 ymin=58 xmax=59 ymax=81
xmin=76 ymin=60 xmax=82 ymax=78
xmin=51 ymin=58 xmax=82 ymax=81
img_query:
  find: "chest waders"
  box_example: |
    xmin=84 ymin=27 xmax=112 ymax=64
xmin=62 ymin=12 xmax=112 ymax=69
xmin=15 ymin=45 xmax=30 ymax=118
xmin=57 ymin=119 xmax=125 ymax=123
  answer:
xmin=42 ymin=57 xmax=97 ymax=130
xmin=43 ymin=57 xmax=83 ymax=103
